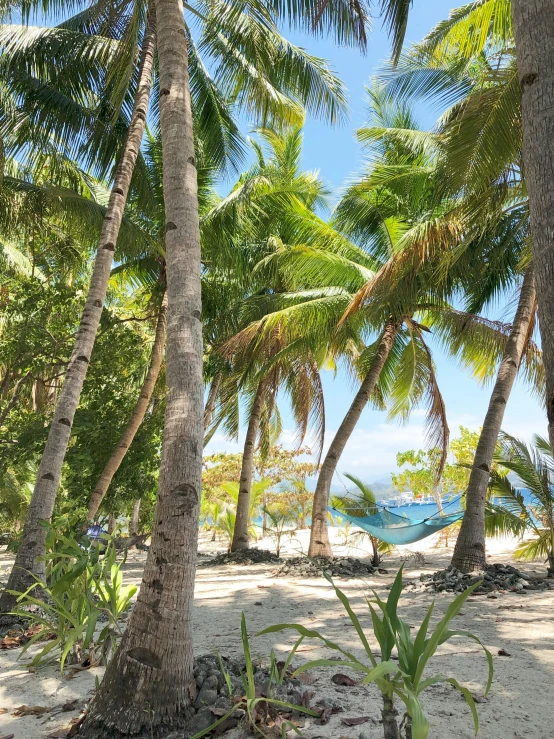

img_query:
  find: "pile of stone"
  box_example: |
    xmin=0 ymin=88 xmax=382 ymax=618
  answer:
xmin=165 ymin=653 xmax=311 ymax=739
xmin=405 ymin=563 xmax=553 ymax=595
xmin=274 ymin=556 xmax=376 ymax=579
xmin=198 ymin=548 xmax=281 ymax=567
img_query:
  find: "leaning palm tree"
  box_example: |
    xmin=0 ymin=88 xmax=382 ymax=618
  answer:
xmin=0 ymin=0 xmax=349 ymax=619
xmin=489 ymin=432 xmax=554 ymax=577
xmin=381 ymin=3 xmax=545 ymax=571
xmin=332 ymin=472 xmax=391 ymax=565
xmin=0 ymin=11 xmax=157 ymax=618
xmin=83 ymin=1 xmax=381 ymax=733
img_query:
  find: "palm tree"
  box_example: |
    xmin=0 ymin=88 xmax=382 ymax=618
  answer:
xmin=332 ymin=472 xmax=389 ymax=565
xmin=382 ymin=3 xmax=546 ymax=571
xmin=511 ymin=1 xmax=554 ymax=461
xmin=204 ymin=124 xmax=330 ymax=552
xmin=489 ymin=432 xmax=554 ymax=577
xmin=83 ymin=0 xmax=373 ymax=733
xmin=0 ymin=13 xmax=157 ymax=620
xmin=0 ymin=0 xmax=349 ymax=617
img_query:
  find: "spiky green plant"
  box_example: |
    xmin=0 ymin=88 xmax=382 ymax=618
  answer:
xmin=259 ymin=567 xmax=493 ymax=739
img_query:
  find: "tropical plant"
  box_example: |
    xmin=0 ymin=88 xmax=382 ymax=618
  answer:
xmin=193 ymin=613 xmax=318 ymax=739
xmin=380 ymin=3 xmax=544 ymax=572
xmin=262 ymin=503 xmax=297 ymax=557
xmin=489 ymin=433 xmax=554 ymax=576
xmin=8 ymin=530 xmax=136 ymax=672
xmin=260 ymin=567 xmax=493 ymax=739
xmin=332 ymin=472 xmax=392 ymax=566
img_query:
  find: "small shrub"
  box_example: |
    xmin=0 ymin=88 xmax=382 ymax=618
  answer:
xmin=260 ymin=566 xmax=493 ymax=739
xmin=193 ymin=613 xmax=316 ymax=738
xmin=8 ymin=528 xmax=136 ymax=672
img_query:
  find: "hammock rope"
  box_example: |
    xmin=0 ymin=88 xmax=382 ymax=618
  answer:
xmin=330 ymin=494 xmax=464 ymax=546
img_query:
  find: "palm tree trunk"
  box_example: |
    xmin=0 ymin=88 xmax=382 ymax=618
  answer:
xmin=231 ymin=378 xmax=268 ymax=551
xmin=108 ymin=512 xmax=117 ymax=535
xmin=0 ymin=15 xmax=156 ymax=625
xmin=308 ymin=322 xmax=399 ymax=557
xmin=451 ymin=266 xmax=536 ymax=572
xmin=129 ymin=499 xmax=141 ymax=536
xmin=512 ymin=2 xmax=554 ymax=453
xmin=86 ymin=290 xmax=167 ymax=521
xmin=83 ymin=1 xmax=203 ymax=733
xmin=204 ymin=373 xmax=221 ymax=432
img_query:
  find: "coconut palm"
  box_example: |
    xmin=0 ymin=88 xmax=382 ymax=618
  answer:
xmin=82 ymin=0 xmax=382 ymax=732
xmin=203 ymin=124 xmax=330 ymax=552
xmin=332 ymin=472 xmax=391 ymax=565
xmin=380 ymin=4 xmax=546 ymax=571
xmin=489 ymin=432 xmax=554 ymax=577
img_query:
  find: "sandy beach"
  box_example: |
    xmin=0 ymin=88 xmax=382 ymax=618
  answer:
xmin=1 ymin=528 xmax=553 ymax=739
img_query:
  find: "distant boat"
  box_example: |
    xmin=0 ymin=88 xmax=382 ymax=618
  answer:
xmin=384 ymin=492 xmax=414 ymax=508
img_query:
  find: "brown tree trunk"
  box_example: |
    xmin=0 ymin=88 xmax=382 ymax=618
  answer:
xmin=0 ymin=371 xmax=31 ymax=427
xmin=108 ymin=512 xmax=117 ymax=535
xmin=0 ymin=15 xmax=156 ymax=625
xmin=82 ymin=0 xmax=203 ymax=734
xmin=86 ymin=290 xmax=167 ymax=521
xmin=451 ymin=266 xmax=536 ymax=572
xmin=203 ymin=373 xmax=221 ymax=432
xmin=231 ymin=378 xmax=268 ymax=551
xmin=129 ymin=499 xmax=141 ymax=536
xmin=308 ymin=323 xmax=399 ymax=557
xmin=512 ymin=2 xmax=554 ymax=456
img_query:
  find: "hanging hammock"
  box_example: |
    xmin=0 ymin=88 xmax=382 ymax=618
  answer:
xmin=330 ymin=506 xmax=464 ymax=546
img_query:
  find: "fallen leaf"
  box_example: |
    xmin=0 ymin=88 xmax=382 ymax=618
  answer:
xmin=331 ymin=673 xmax=357 ymax=686
xmin=297 ymin=672 xmax=314 ymax=685
xmin=0 ymin=734 xmax=15 ymax=739
xmin=341 ymin=716 xmax=370 ymax=726
xmin=254 ymin=602 xmax=263 ymax=606
xmin=67 ymin=715 xmax=86 ymax=738
xmin=0 ymin=708 xmax=8 ymax=715
xmin=61 ymin=700 xmax=79 ymax=713
xmin=314 ymin=707 xmax=332 ymax=725
xmin=12 ymin=705 xmax=50 ymax=717
xmin=497 ymin=649 xmax=512 ymax=657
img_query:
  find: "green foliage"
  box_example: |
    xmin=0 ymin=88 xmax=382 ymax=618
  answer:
xmin=392 ymin=426 xmax=486 ymax=500
xmin=489 ymin=433 xmax=554 ymax=574
xmin=333 ymin=472 xmax=392 ymax=565
xmin=192 ymin=613 xmax=317 ymax=739
xmin=7 ymin=527 xmax=136 ymax=672
xmin=259 ymin=567 xmax=493 ymax=738
xmin=262 ymin=503 xmax=297 ymax=556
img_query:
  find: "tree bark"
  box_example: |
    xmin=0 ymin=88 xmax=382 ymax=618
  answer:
xmin=308 ymin=323 xmax=399 ymax=557
xmin=82 ymin=0 xmax=203 ymax=734
xmin=86 ymin=290 xmax=167 ymax=521
xmin=0 ymin=15 xmax=156 ymax=624
xmin=512 ymin=1 xmax=554 ymax=453
xmin=129 ymin=499 xmax=141 ymax=536
xmin=108 ymin=512 xmax=116 ymax=535
xmin=451 ymin=266 xmax=536 ymax=572
xmin=203 ymin=373 xmax=221 ymax=432
xmin=231 ymin=378 xmax=268 ymax=551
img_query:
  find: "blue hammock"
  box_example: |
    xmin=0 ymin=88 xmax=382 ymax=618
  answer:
xmin=331 ymin=507 xmax=464 ymax=546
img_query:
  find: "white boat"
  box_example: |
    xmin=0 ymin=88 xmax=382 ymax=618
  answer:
xmin=386 ymin=492 xmax=414 ymax=508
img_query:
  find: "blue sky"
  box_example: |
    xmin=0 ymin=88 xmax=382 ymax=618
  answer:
xmin=206 ymin=1 xmax=547 ymax=482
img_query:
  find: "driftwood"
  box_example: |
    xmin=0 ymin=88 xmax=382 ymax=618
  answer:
xmin=113 ymin=534 xmax=150 ymax=552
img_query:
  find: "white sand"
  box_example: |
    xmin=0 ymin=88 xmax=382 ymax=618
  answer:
xmin=1 ymin=529 xmax=553 ymax=738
